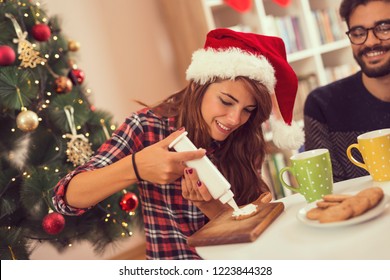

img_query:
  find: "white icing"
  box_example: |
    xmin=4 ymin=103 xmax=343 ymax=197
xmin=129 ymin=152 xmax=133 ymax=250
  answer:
xmin=232 ymin=203 xmax=258 ymax=217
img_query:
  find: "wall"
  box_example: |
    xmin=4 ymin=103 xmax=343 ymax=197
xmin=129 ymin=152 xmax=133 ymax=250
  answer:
xmin=30 ymin=0 xmax=184 ymax=259
xmin=43 ymin=0 xmax=182 ymax=124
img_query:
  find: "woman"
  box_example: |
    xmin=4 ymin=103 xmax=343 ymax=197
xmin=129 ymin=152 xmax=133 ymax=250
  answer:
xmin=53 ymin=28 xmax=303 ymax=259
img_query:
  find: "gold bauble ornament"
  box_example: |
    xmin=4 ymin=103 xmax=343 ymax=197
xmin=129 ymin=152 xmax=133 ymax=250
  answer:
xmin=16 ymin=108 xmax=39 ymax=132
xmin=68 ymin=40 xmax=80 ymax=52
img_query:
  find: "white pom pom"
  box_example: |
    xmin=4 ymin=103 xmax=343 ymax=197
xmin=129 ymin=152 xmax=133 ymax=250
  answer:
xmin=271 ymin=120 xmax=305 ymax=150
xmin=6 ymin=134 xmax=31 ymax=169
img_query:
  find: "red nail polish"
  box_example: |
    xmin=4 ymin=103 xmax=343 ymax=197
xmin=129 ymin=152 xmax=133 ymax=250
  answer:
xmin=178 ymin=126 xmax=185 ymax=131
xmin=188 ymin=168 xmax=193 ymax=174
xmin=197 ymin=180 xmax=202 ymax=187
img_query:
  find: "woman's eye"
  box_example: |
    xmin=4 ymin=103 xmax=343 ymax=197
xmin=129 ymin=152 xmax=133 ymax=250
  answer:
xmin=220 ymin=98 xmax=232 ymax=106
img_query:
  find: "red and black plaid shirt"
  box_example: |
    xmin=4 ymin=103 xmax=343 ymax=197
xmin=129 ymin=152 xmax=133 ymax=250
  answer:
xmin=53 ymin=108 xmax=208 ymax=259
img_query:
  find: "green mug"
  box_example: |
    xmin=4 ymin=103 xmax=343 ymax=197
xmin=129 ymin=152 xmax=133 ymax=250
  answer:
xmin=279 ymin=149 xmax=333 ymax=202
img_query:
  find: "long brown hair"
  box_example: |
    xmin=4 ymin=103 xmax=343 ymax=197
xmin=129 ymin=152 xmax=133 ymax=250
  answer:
xmin=152 ymin=77 xmax=272 ymax=205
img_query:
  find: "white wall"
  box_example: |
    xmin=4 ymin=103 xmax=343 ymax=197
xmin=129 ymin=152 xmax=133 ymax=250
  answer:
xmin=31 ymin=0 xmax=183 ymax=259
xmin=43 ymin=0 xmax=181 ymax=123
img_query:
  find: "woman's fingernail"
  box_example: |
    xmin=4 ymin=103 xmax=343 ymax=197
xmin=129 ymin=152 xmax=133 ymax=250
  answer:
xmin=197 ymin=180 xmax=202 ymax=187
xmin=188 ymin=168 xmax=193 ymax=174
xmin=178 ymin=126 xmax=185 ymax=131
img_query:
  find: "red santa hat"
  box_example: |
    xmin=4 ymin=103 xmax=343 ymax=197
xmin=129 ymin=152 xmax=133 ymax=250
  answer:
xmin=186 ymin=28 xmax=304 ymax=150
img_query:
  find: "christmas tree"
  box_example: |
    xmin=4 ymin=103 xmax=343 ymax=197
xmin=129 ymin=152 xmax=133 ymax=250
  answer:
xmin=0 ymin=0 xmax=142 ymax=260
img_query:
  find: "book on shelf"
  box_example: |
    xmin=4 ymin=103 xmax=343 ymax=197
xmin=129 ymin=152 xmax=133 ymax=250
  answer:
xmin=262 ymin=154 xmax=284 ymax=199
xmin=266 ymin=15 xmax=305 ymax=54
xmin=273 ymin=152 xmax=293 ymax=197
xmin=293 ymin=73 xmax=319 ymax=121
xmin=262 ymin=152 xmax=297 ymax=200
xmin=312 ymin=7 xmax=346 ymax=44
xmin=325 ymin=63 xmax=360 ymax=83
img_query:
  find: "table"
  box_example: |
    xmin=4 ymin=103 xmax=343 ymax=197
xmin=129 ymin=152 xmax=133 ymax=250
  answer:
xmin=196 ymin=176 xmax=390 ymax=259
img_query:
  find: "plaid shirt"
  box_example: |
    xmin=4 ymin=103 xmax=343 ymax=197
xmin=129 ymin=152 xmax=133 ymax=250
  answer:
xmin=53 ymin=108 xmax=207 ymax=259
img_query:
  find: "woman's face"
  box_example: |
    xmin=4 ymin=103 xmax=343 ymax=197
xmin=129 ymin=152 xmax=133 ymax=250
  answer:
xmin=201 ymin=79 xmax=257 ymax=141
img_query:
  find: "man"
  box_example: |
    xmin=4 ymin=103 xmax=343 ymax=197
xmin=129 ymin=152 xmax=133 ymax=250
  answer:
xmin=303 ymin=0 xmax=390 ymax=182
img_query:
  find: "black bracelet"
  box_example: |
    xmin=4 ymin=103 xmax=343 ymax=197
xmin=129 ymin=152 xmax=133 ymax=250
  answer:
xmin=132 ymin=151 xmax=143 ymax=181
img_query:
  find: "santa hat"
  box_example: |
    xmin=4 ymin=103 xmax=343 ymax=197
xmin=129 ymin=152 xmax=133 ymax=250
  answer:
xmin=186 ymin=28 xmax=304 ymax=150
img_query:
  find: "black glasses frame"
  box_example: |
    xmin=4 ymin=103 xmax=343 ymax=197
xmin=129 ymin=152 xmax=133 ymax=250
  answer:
xmin=346 ymin=20 xmax=390 ymax=45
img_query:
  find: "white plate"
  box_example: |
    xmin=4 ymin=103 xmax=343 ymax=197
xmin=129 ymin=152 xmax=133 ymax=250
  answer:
xmin=297 ymin=194 xmax=390 ymax=228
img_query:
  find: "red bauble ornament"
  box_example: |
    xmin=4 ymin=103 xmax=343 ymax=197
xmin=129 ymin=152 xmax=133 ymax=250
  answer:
xmin=0 ymin=45 xmax=16 ymax=66
xmin=272 ymin=0 xmax=291 ymax=7
xmin=54 ymin=76 xmax=73 ymax=93
xmin=68 ymin=68 xmax=85 ymax=85
xmin=119 ymin=192 xmax=139 ymax=212
xmin=31 ymin=23 xmax=51 ymax=42
xmin=42 ymin=212 xmax=65 ymax=235
xmin=224 ymin=0 xmax=252 ymax=13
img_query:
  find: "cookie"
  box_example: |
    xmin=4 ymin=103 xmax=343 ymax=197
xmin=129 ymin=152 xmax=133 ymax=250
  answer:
xmin=341 ymin=196 xmax=370 ymax=217
xmin=232 ymin=204 xmax=259 ymax=220
xmin=322 ymin=194 xmax=352 ymax=202
xmin=316 ymin=201 xmax=340 ymax=208
xmin=306 ymin=207 xmax=325 ymax=220
xmin=356 ymin=187 xmax=384 ymax=209
xmin=318 ymin=204 xmax=353 ymax=223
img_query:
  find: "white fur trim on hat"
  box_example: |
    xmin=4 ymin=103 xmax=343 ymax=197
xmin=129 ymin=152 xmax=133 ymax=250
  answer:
xmin=271 ymin=119 xmax=305 ymax=150
xmin=186 ymin=47 xmax=276 ymax=92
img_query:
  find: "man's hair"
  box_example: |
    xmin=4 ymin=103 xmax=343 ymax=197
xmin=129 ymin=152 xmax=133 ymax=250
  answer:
xmin=340 ymin=0 xmax=390 ymax=25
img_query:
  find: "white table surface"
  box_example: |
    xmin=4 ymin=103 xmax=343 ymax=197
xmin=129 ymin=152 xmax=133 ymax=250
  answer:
xmin=196 ymin=176 xmax=390 ymax=260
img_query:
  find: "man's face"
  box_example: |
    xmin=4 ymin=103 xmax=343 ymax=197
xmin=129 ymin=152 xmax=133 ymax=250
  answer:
xmin=348 ymin=1 xmax=390 ymax=78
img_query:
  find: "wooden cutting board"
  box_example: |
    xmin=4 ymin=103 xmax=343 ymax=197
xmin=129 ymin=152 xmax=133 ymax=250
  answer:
xmin=188 ymin=202 xmax=284 ymax=247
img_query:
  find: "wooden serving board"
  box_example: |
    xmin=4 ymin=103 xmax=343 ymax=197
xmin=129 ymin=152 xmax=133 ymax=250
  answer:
xmin=188 ymin=202 xmax=284 ymax=247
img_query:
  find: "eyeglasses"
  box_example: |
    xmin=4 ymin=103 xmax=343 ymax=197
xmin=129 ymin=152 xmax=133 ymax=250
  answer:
xmin=346 ymin=21 xmax=390 ymax=45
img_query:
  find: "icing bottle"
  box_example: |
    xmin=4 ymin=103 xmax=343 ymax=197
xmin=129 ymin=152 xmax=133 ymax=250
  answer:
xmin=169 ymin=132 xmax=239 ymax=211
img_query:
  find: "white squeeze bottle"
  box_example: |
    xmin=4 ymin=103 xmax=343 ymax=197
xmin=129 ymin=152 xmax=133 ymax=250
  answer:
xmin=169 ymin=131 xmax=239 ymax=211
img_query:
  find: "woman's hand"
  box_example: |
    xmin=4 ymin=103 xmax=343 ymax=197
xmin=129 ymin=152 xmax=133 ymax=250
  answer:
xmin=181 ymin=167 xmax=213 ymax=202
xmin=135 ymin=129 xmax=206 ymax=184
xmin=182 ymin=167 xmax=227 ymax=219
